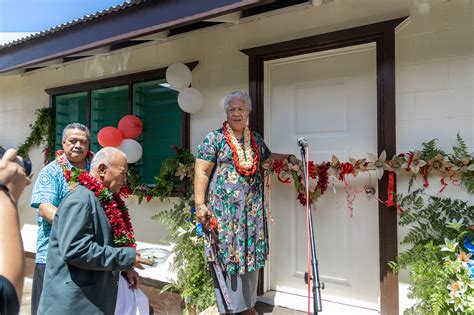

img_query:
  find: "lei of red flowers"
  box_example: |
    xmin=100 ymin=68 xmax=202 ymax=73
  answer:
xmin=223 ymin=121 xmax=260 ymax=176
xmin=77 ymin=172 xmax=136 ymax=247
xmin=55 ymin=150 xmax=95 ymax=190
xmin=55 ymin=150 xmax=135 ymax=247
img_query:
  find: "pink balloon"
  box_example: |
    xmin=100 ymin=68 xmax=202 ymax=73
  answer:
xmin=97 ymin=127 xmax=123 ymax=147
xmin=118 ymin=115 xmax=143 ymax=139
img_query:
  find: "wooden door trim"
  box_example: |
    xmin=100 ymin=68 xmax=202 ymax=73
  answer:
xmin=242 ymin=17 xmax=406 ymax=315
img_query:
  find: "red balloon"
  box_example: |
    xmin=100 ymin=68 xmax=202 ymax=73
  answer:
xmin=97 ymin=127 xmax=123 ymax=147
xmin=118 ymin=115 xmax=143 ymax=139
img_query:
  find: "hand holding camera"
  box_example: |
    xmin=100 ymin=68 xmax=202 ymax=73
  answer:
xmin=0 ymin=149 xmax=31 ymax=205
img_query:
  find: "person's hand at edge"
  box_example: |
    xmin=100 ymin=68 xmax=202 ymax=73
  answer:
xmin=125 ymin=269 xmax=140 ymax=289
xmin=0 ymin=149 xmax=30 ymax=205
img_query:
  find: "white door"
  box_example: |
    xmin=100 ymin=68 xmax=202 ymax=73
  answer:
xmin=264 ymin=43 xmax=380 ymax=313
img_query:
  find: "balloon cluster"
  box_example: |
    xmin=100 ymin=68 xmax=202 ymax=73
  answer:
xmin=97 ymin=115 xmax=144 ymax=163
xmin=166 ymin=63 xmax=203 ymax=113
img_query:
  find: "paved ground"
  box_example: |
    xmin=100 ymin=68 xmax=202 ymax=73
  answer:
xmin=19 ymin=278 xmax=32 ymax=315
xmin=255 ymin=302 xmax=306 ymax=314
xmin=201 ymin=303 xmax=306 ymax=315
xmin=19 ymin=277 xmax=305 ymax=315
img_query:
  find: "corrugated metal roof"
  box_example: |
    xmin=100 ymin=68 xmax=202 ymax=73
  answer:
xmin=0 ymin=0 xmax=146 ymax=50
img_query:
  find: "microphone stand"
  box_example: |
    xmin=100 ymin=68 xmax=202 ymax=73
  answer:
xmin=299 ymin=144 xmax=323 ymax=314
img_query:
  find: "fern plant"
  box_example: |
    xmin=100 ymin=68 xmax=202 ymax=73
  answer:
xmin=451 ymin=133 xmax=474 ymax=194
xmin=390 ymin=190 xmax=474 ymax=314
xmin=151 ymin=148 xmax=216 ymax=314
xmin=420 ymin=139 xmax=446 ymax=161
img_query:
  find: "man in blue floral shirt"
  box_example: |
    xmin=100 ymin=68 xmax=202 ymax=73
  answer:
xmin=30 ymin=123 xmax=91 ymax=315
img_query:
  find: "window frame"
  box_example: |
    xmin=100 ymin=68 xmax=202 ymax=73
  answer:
xmin=46 ymin=62 xmax=198 ymax=154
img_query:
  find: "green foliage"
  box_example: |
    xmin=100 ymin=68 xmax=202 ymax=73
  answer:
xmin=126 ymin=147 xmax=195 ymax=203
xmin=461 ymin=171 xmax=474 ymax=194
xmin=407 ymin=174 xmax=416 ymax=193
xmin=391 ymin=190 xmax=474 ymax=314
xmin=151 ymin=149 xmax=216 ymax=312
xmin=420 ymin=139 xmax=446 ymax=161
xmin=153 ymin=157 xmax=182 ymax=200
xmin=452 ymin=133 xmax=469 ymax=160
xmin=17 ymin=107 xmax=55 ymax=162
xmin=126 ymin=165 xmax=148 ymax=203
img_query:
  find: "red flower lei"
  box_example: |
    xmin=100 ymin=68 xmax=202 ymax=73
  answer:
xmin=55 ymin=150 xmax=94 ymax=191
xmin=77 ymin=172 xmax=136 ymax=248
xmin=55 ymin=150 xmax=136 ymax=247
xmin=223 ymin=121 xmax=260 ymax=176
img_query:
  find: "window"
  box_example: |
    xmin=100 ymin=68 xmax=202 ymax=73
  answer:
xmin=47 ymin=65 xmax=194 ymax=184
xmin=90 ymin=86 xmax=129 ymax=153
xmin=133 ymin=80 xmax=182 ymax=183
xmin=54 ymin=92 xmax=87 ymax=149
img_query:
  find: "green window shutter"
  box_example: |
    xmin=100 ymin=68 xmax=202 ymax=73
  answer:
xmin=133 ymin=80 xmax=182 ymax=184
xmin=54 ymin=92 xmax=88 ymax=150
xmin=90 ymin=86 xmax=129 ymax=153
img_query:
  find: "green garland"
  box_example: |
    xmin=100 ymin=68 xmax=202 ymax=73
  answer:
xmin=17 ymin=107 xmax=55 ymax=163
xmin=126 ymin=147 xmax=195 ymax=203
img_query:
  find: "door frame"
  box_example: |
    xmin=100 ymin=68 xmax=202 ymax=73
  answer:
xmin=241 ymin=17 xmax=407 ymax=315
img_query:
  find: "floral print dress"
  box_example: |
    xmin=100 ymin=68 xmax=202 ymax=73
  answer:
xmin=197 ymin=127 xmax=272 ymax=275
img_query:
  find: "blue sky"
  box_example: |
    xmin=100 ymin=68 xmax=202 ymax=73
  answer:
xmin=0 ymin=0 xmax=126 ymax=32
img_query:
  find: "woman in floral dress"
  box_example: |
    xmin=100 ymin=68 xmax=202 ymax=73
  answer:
xmin=194 ymin=91 xmax=297 ymax=314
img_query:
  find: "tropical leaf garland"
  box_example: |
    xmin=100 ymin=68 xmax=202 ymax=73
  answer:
xmin=268 ymin=136 xmax=474 ymax=204
xmin=17 ymin=107 xmax=55 ymax=163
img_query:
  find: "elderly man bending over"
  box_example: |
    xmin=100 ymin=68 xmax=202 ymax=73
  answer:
xmin=38 ymin=147 xmax=149 ymax=315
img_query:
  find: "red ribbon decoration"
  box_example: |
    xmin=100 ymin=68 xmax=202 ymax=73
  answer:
xmin=406 ymin=153 xmax=414 ymax=170
xmin=343 ymin=179 xmax=355 ymax=218
xmin=449 ymin=169 xmax=461 ymax=186
xmin=384 ymin=171 xmax=404 ymax=212
xmin=438 ymin=176 xmax=448 ymax=194
xmin=422 ymin=167 xmax=429 ymax=188
xmin=386 ymin=172 xmax=395 ymax=207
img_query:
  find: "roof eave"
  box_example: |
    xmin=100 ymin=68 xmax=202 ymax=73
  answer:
xmin=0 ymin=0 xmax=270 ymax=74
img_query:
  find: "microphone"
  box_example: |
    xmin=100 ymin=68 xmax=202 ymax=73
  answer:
xmin=297 ymin=137 xmax=308 ymax=147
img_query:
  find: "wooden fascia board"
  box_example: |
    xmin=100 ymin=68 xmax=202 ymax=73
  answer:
xmin=0 ymin=0 xmax=269 ymax=74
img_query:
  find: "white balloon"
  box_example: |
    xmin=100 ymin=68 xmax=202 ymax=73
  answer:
xmin=166 ymin=63 xmax=192 ymax=90
xmin=118 ymin=139 xmax=143 ymax=164
xmin=178 ymin=88 xmax=203 ymax=113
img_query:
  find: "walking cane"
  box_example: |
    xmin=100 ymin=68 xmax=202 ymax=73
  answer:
xmin=203 ymin=219 xmax=233 ymax=310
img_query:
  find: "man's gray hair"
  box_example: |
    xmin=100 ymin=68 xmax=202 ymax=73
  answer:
xmin=90 ymin=147 xmax=126 ymax=171
xmin=62 ymin=123 xmax=90 ymax=141
xmin=223 ymin=91 xmax=252 ymax=112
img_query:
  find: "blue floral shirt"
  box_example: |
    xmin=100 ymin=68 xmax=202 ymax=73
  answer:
xmin=30 ymin=159 xmax=90 ymax=264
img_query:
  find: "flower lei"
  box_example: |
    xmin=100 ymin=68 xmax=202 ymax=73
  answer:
xmin=55 ymin=150 xmax=94 ymax=191
xmin=223 ymin=121 xmax=259 ymax=176
xmin=77 ymin=172 xmax=136 ymax=247
xmin=55 ymin=150 xmax=136 ymax=247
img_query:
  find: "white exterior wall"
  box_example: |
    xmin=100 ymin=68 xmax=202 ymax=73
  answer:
xmin=0 ymin=0 xmax=472 ymax=311
xmin=395 ymin=0 xmax=474 ymax=311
